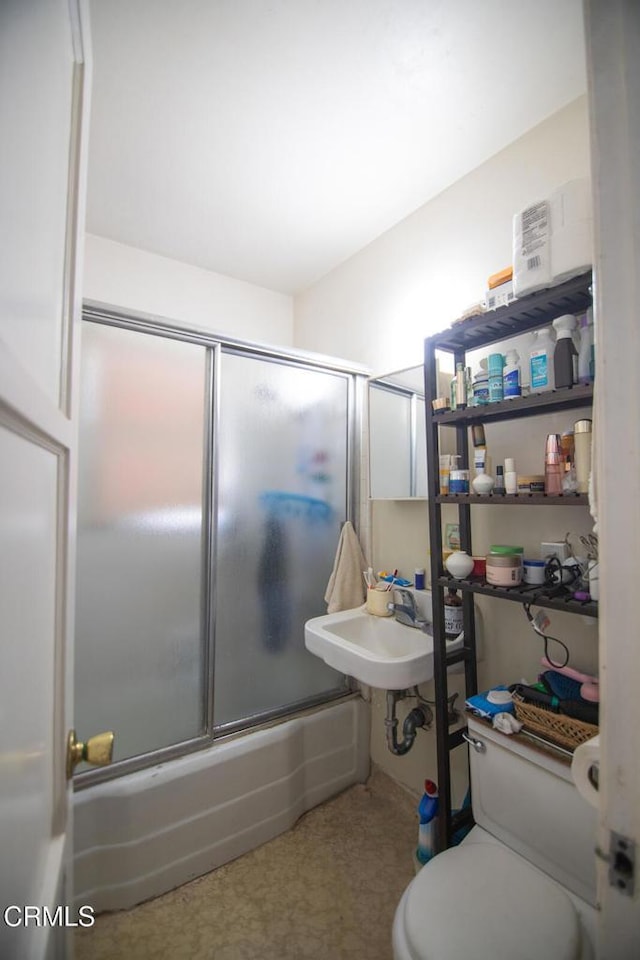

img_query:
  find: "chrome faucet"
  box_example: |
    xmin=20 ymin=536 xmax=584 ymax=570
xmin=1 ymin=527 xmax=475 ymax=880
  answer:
xmin=391 ymin=588 xmax=433 ymax=633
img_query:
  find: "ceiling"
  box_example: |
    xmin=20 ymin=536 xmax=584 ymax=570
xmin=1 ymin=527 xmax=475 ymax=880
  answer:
xmin=86 ymin=0 xmax=586 ymax=296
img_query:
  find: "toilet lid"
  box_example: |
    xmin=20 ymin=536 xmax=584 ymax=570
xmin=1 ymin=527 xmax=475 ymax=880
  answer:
xmin=403 ymin=843 xmax=581 ymax=960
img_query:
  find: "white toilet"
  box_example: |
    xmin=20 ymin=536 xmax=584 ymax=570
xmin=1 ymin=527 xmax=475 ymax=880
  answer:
xmin=393 ymin=716 xmax=598 ymax=960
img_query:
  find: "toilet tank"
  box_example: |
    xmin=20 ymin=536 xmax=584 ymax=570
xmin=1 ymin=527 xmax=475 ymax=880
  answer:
xmin=467 ymin=716 xmax=597 ymax=905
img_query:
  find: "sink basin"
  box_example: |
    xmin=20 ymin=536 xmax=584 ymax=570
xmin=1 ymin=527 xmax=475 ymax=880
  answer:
xmin=305 ymin=606 xmax=436 ymax=689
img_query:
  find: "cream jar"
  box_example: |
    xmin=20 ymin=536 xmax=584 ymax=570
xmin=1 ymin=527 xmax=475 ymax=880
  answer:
xmin=486 ymin=553 xmax=523 ymax=586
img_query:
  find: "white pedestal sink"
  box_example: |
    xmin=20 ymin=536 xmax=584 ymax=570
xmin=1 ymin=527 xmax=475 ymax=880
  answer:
xmin=305 ymin=594 xmax=462 ymax=689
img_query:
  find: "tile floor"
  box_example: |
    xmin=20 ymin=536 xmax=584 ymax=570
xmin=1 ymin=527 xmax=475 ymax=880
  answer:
xmin=75 ymin=767 xmax=418 ymax=960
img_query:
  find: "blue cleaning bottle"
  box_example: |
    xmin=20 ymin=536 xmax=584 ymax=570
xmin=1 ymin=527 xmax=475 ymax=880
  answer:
xmin=416 ymin=779 xmax=439 ymax=865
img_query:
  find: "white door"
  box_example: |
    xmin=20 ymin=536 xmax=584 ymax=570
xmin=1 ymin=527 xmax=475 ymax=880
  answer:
xmin=0 ymin=2 xmax=92 ymax=958
xmin=584 ymin=1 xmax=640 ymax=955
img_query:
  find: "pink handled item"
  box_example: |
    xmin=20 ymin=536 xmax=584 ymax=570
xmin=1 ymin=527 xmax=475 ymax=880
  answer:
xmin=541 ymin=658 xmax=599 ymax=702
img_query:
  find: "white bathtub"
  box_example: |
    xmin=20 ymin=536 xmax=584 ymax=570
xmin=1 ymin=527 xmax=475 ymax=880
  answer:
xmin=73 ymin=698 xmax=370 ymax=912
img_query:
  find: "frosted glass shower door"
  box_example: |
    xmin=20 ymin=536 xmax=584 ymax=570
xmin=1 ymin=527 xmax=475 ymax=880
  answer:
xmin=214 ymin=352 xmax=350 ymax=729
xmin=75 ymin=323 xmax=209 ymax=763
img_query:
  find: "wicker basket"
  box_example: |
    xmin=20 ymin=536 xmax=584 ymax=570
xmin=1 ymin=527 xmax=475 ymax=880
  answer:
xmin=513 ymin=699 xmax=598 ymax=752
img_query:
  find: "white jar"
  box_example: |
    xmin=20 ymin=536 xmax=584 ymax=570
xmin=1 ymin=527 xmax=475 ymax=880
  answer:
xmin=472 ymin=471 xmax=494 ymax=495
xmin=445 ymin=551 xmax=475 ymax=578
xmin=523 ymin=559 xmax=546 ymax=585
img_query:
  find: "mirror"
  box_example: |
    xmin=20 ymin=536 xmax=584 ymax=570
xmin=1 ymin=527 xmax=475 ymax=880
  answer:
xmin=368 ymin=366 xmax=427 ymax=499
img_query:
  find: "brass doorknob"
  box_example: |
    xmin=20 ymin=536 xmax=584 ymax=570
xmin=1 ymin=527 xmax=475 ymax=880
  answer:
xmin=66 ymin=729 xmax=114 ymax=779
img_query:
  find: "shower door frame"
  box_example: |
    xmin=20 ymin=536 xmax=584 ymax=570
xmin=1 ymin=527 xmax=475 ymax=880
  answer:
xmin=75 ymin=301 xmax=367 ymax=789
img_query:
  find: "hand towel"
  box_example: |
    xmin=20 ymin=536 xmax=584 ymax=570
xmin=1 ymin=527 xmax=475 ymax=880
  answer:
xmin=324 ymin=521 xmax=368 ymax=613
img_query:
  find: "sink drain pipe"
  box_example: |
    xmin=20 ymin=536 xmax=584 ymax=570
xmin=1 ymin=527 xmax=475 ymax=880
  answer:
xmin=384 ymin=690 xmax=433 ymax=756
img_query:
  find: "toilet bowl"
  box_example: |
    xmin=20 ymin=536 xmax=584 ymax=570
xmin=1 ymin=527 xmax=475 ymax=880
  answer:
xmin=392 ymin=717 xmax=597 ymax=960
xmin=393 ymin=833 xmax=595 ymax=959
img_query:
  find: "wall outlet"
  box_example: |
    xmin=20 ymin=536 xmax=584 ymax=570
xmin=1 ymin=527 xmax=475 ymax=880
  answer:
xmin=540 ymin=541 xmax=570 ymax=561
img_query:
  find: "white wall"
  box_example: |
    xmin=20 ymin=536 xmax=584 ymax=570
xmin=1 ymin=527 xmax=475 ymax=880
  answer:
xmin=294 ymin=97 xmax=590 ymax=375
xmin=295 ymin=97 xmax=598 ymax=797
xmin=84 ymin=234 xmax=294 ymax=346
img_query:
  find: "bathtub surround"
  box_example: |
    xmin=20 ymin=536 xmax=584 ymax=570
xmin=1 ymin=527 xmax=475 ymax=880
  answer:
xmin=75 ymin=312 xmax=363 ymax=771
xmin=75 ymin=765 xmax=415 ymax=960
xmin=84 ymin=234 xmax=294 ymax=346
xmin=74 ymin=699 xmax=369 ymax=913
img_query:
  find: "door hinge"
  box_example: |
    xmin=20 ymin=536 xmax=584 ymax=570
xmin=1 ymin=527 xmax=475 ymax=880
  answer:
xmin=597 ymin=831 xmax=635 ymax=897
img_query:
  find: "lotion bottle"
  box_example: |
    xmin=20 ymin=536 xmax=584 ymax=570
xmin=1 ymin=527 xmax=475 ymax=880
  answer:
xmin=574 ymin=419 xmax=593 ymax=493
xmin=504 ymin=457 xmax=517 ymax=495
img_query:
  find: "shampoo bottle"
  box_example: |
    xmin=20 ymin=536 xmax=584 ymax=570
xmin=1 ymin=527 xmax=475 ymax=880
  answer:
xmin=529 ymin=328 xmax=555 ymax=392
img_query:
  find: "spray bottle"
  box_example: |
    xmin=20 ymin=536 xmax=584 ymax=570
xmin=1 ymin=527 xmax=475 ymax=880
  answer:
xmin=553 ymin=314 xmax=578 ymax=388
xmin=578 ymin=308 xmax=595 ymax=384
xmin=416 ymin=779 xmax=439 ymax=865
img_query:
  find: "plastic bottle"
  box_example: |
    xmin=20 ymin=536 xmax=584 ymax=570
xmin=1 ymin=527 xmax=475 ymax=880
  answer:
xmin=529 ymin=327 xmax=555 ymax=392
xmin=472 ymin=369 xmax=489 ymax=406
xmin=574 ymin=419 xmax=593 ymax=493
xmin=416 ymin=780 xmax=439 ymax=865
xmin=465 ymin=366 xmax=474 ymax=408
xmin=455 ymin=362 xmax=467 ymax=409
xmin=443 ymin=588 xmax=463 ymax=637
xmin=544 ymin=434 xmax=564 ymax=495
xmin=438 ymin=454 xmax=451 ymax=496
xmin=487 ymin=353 xmax=504 ymax=403
xmin=504 ymin=457 xmax=517 ymax=495
xmin=502 ymin=349 xmax=521 ymax=398
xmin=553 ymin=314 xmax=578 ymax=388
xmin=414 ymin=568 xmax=426 ymax=591
xmin=578 ymin=308 xmax=594 ymax=384
xmin=494 ymin=464 xmax=505 ymax=495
